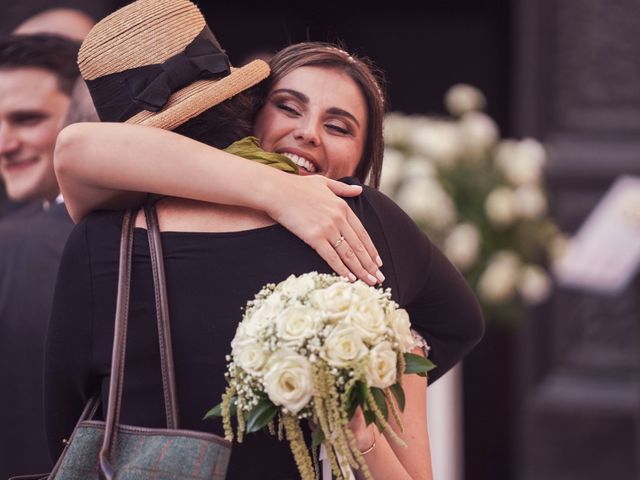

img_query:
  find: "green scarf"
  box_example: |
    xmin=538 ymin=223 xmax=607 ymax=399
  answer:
xmin=224 ymin=136 xmax=298 ymax=174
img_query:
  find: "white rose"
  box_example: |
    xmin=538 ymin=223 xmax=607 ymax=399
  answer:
xmin=310 ymin=281 xmax=354 ymax=322
xmin=459 ymin=111 xmax=499 ymax=162
xmin=443 ymin=223 xmax=481 ymax=271
xmin=477 ymin=251 xmax=521 ymax=303
xmin=275 ymin=306 xmax=320 ymax=346
xmin=242 ymin=302 xmax=277 ymax=338
xmin=409 ymin=119 xmax=462 ymax=167
xmin=387 ymin=308 xmax=416 ymax=352
xmin=514 ymin=185 xmax=547 ymax=219
xmin=349 ymin=294 xmax=388 ymax=344
xmin=497 ymin=138 xmax=546 ymax=186
xmin=279 ymin=274 xmax=316 ymax=298
xmin=445 ymin=83 xmax=487 ymax=116
xmin=364 ymin=341 xmax=398 ymax=389
xmin=234 ymin=342 xmax=268 ymax=376
xmin=517 ymin=264 xmax=552 ymax=304
xmin=320 ymin=324 xmax=368 ymax=368
xmin=396 ymin=178 xmax=457 ymax=231
xmin=484 ymin=187 xmax=517 ymax=227
xmin=262 ymin=350 xmax=313 ymax=414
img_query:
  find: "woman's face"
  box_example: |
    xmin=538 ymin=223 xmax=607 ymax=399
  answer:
xmin=254 ymin=66 xmax=367 ymax=180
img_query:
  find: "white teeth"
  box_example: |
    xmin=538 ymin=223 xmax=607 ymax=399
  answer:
xmin=282 ymin=152 xmax=316 ymax=173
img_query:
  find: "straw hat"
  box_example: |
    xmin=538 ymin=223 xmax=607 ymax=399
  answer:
xmin=78 ymin=0 xmax=269 ymax=130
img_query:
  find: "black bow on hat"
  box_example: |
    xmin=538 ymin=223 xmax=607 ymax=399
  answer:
xmin=85 ymin=26 xmax=232 ymax=122
xmin=125 ymin=32 xmax=231 ymax=112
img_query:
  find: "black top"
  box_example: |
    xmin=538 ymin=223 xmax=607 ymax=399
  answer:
xmin=45 ymin=183 xmax=483 ymax=478
xmin=0 ymin=203 xmax=73 ymax=479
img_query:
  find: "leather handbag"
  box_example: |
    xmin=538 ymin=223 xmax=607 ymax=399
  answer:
xmin=13 ymin=205 xmax=231 ymax=480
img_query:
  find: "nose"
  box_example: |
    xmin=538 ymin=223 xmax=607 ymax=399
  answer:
xmin=293 ymin=117 xmax=321 ymax=147
xmin=0 ymin=124 xmax=20 ymax=158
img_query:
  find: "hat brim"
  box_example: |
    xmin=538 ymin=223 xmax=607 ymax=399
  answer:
xmin=125 ymin=59 xmax=269 ymax=130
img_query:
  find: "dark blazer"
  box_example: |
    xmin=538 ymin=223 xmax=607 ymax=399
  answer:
xmin=0 ymin=203 xmax=73 ymax=479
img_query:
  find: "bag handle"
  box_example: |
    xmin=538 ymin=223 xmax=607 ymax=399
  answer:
xmin=143 ymin=202 xmax=180 ymax=428
xmin=98 ymin=204 xmax=179 ymax=479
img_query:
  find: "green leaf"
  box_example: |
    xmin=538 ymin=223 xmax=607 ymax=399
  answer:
xmin=311 ymin=426 xmax=325 ymax=449
xmin=356 ymin=381 xmax=368 ymax=405
xmin=347 ymin=385 xmax=358 ymax=420
xmin=245 ymin=399 xmax=278 ymax=433
xmin=404 ymin=353 xmax=436 ymax=376
xmin=370 ymin=387 xmax=388 ymax=420
xmin=363 ymin=408 xmax=376 ymax=426
xmin=390 ymin=383 xmax=406 ymax=412
xmin=204 ymin=398 xmax=237 ymax=420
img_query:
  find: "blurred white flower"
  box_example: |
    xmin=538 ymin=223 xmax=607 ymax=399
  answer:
xmin=485 ymin=186 xmax=517 ymax=227
xmin=443 ymin=223 xmax=481 ymax=271
xmin=495 ymin=138 xmax=546 ymax=186
xmin=380 ymin=147 xmax=405 ymax=195
xmin=477 ymin=251 xmax=522 ymax=303
xmin=409 ymin=119 xmax=462 ymax=167
xmin=445 ymin=83 xmax=487 ymax=116
xmin=383 ymin=113 xmax=412 ymax=145
xmin=547 ymin=233 xmax=570 ymax=264
xmin=396 ymin=178 xmax=457 ymax=230
xmin=459 ymin=111 xmax=499 ymax=162
xmin=402 ymin=155 xmax=437 ymax=182
xmin=517 ymin=264 xmax=552 ymax=304
xmin=514 ymin=185 xmax=548 ymax=219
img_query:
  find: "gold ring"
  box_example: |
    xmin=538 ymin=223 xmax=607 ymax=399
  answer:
xmin=332 ymin=235 xmax=346 ymax=249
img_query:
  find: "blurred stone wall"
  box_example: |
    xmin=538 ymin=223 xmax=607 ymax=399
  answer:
xmin=512 ymin=0 xmax=640 ymax=478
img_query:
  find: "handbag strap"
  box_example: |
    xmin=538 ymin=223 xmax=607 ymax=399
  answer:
xmin=144 ymin=201 xmax=180 ymax=428
xmin=98 ymin=205 xmax=179 ymax=479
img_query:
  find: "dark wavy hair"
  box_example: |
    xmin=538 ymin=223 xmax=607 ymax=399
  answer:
xmin=174 ymin=88 xmax=258 ymax=149
xmin=258 ymin=42 xmax=388 ymax=188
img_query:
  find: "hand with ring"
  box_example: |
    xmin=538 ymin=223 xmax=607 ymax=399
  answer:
xmin=266 ymin=174 xmax=386 ymax=285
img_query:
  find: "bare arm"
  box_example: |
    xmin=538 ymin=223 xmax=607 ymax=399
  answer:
xmin=54 ymin=122 xmax=383 ymax=284
xmin=350 ymin=346 xmax=432 ymax=480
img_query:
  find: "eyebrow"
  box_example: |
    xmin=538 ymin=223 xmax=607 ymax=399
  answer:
xmin=270 ymin=88 xmax=361 ymax=128
xmin=8 ymin=109 xmax=48 ymax=120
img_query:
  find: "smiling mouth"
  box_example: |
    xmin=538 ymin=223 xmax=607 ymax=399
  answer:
xmin=281 ymin=152 xmax=317 ymax=174
xmin=1 ymin=158 xmax=38 ymax=173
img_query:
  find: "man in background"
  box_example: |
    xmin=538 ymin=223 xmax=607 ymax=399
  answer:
xmin=0 ymin=34 xmax=98 ymax=478
xmin=0 ymin=7 xmax=94 ymax=216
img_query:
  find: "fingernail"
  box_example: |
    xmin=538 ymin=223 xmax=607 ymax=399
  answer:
xmin=376 ymin=256 xmax=383 ymax=267
xmin=376 ymin=270 xmax=385 ymax=283
xmin=367 ymin=274 xmax=378 ymax=284
xmin=348 ymin=273 xmax=357 ymax=282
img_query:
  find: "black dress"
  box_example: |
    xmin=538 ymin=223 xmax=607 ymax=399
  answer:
xmin=45 ymin=183 xmax=483 ymax=479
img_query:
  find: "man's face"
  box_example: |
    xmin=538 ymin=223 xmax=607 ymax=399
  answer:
xmin=0 ymin=68 xmax=70 ymax=202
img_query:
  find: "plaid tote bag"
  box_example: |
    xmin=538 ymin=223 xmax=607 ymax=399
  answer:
xmin=12 ymin=205 xmax=231 ymax=480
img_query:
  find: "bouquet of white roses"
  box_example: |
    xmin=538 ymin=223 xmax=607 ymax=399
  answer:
xmin=205 ymin=272 xmax=434 ymax=480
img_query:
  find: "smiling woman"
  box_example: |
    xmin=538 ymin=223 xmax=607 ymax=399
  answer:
xmin=254 ymin=66 xmax=367 ymax=179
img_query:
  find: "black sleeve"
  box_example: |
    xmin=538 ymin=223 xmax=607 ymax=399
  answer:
xmin=44 ymin=219 xmax=98 ymax=460
xmin=361 ymin=186 xmax=485 ymax=384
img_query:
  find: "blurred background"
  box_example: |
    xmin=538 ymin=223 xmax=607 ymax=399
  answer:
xmin=2 ymin=0 xmax=639 ymax=478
